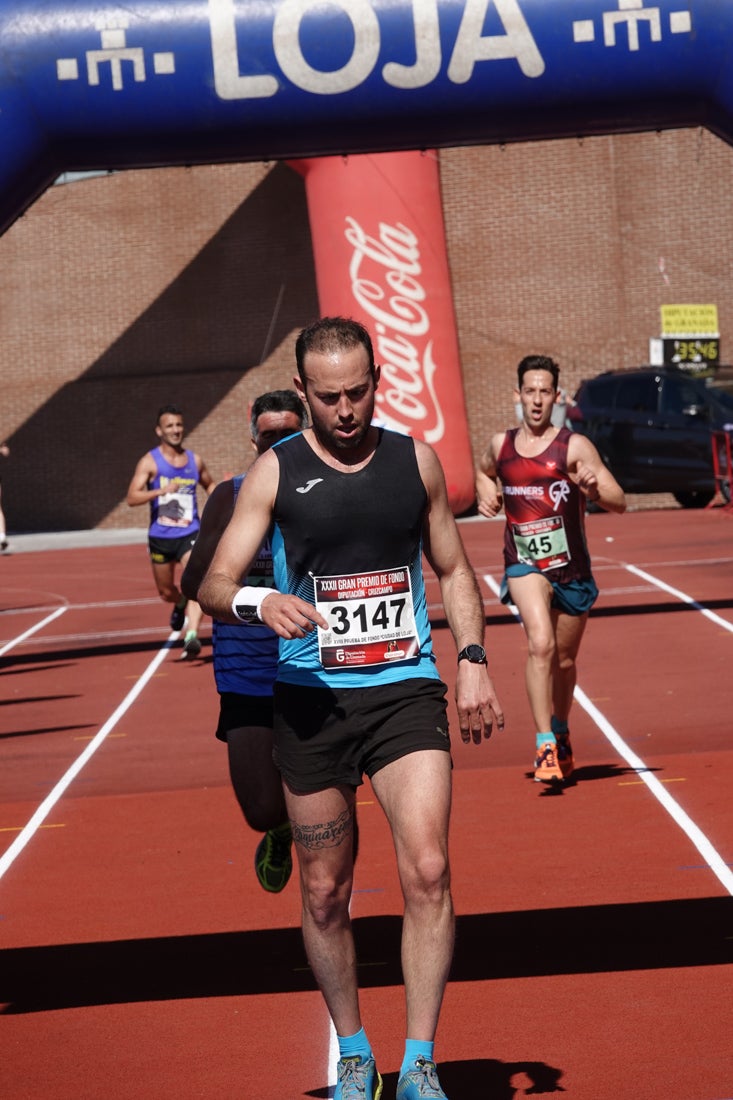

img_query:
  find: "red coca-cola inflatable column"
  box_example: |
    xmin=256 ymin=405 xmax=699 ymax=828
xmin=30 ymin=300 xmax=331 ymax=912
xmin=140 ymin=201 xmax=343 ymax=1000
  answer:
xmin=289 ymin=153 xmax=474 ymax=515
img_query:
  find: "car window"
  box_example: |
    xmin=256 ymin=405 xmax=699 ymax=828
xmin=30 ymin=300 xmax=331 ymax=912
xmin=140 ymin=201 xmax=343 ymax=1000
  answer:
xmin=579 ymin=378 xmax=616 ymax=406
xmin=710 ymin=386 xmax=733 ymax=412
xmin=661 ymin=375 xmax=705 ymax=414
xmin=614 ymin=375 xmax=659 ymax=413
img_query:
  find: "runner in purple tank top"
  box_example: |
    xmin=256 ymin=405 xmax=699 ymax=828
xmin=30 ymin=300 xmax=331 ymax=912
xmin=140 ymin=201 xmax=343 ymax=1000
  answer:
xmin=126 ymin=404 xmax=215 ymax=658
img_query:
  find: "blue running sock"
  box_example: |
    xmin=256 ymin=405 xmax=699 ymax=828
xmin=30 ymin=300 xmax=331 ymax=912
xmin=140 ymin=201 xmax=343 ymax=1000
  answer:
xmin=338 ymin=1027 xmax=372 ymax=1062
xmin=551 ymin=715 xmax=569 ymax=736
xmin=400 ymin=1039 xmax=434 ymax=1078
xmin=536 ymin=731 xmax=555 ymax=748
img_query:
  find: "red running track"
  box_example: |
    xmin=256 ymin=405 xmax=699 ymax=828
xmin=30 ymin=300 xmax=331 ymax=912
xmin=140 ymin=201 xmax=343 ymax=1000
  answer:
xmin=1 ymin=509 xmax=732 ymax=1099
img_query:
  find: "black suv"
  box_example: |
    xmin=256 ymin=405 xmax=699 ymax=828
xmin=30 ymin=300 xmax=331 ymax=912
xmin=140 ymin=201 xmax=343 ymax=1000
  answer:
xmin=569 ymin=367 xmax=733 ymax=507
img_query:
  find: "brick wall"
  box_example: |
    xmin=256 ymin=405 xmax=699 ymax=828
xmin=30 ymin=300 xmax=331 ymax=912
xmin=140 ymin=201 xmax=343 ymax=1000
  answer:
xmin=0 ymin=162 xmax=319 ymax=530
xmin=440 ymin=129 xmax=733 ymax=459
xmin=1 ymin=128 xmax=731 ymax=531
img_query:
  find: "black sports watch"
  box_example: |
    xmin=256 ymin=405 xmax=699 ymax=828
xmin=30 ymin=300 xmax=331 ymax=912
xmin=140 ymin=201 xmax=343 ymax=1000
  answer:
xmin=457 ymin=644 xmax=487 ymax=666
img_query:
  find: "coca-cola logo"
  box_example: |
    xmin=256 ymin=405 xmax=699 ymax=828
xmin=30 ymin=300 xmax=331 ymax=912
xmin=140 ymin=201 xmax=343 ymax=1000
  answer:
xmin=344 ymin=216 xmax=445 ymax=443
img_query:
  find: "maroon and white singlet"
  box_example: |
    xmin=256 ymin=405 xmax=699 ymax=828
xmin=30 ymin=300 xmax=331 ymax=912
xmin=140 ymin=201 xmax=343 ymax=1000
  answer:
xmin=497 ymin=427 xmax=592 ymax=584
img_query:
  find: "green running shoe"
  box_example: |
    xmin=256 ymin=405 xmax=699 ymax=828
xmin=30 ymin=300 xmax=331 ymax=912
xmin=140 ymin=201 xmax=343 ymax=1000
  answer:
xmin=254 ymin=822 xmax=293 ymax=893
xmin=397 ymin=1056 xmax=448 ymax=1099
xmin=334 ymin=1055 xmax=383 ymax=1099
xmin=180 ymin=631 xmax=202 ymax=660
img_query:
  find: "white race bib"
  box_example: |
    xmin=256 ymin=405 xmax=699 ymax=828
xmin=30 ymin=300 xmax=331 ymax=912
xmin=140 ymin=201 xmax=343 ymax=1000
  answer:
xmin=313 ymin=566 xmax=419 ymax=670
xmin=512 ymin=515 xmax=570 ymax=572
xmin=158 ymin=488 xmax=194 ymax=528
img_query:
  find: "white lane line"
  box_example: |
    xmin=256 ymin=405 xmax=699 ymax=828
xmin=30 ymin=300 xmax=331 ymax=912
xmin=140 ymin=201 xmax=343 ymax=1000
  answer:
xmin=484 ymin=576 xmax=515 ymax=614
xmin=623 ymin=563 xmax=733 ymax=634
xmin=0 ymin=606 xmax=68 ymax=658
xmin=595 ymin=555 xmax=733 ymax=571
xmin=0 ymin=597 xmax=160 ymax=619
xmin=328 ymin=1021 xmax=338 ymax=1090
xmin=482 ymin=574 xmax=733 ymax=897
xmin=0 ymin=633 xmax=179 ymax=881
xmin=4 ymin=625 xmax=200 ymax=649
xmin=620 ymin=555 xmax=733 ymax=570
xmin=573 ymin=686 xmax=733 ymax=896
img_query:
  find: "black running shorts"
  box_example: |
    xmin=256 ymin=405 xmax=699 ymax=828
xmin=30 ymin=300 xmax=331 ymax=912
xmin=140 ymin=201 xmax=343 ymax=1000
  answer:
xmin=215 ymin=691 xmax=274 ymax=741
xmin=148 ymin=533 xmax=197 ymax=564
xmin=272 ymin=677 xmax=451 ymax=792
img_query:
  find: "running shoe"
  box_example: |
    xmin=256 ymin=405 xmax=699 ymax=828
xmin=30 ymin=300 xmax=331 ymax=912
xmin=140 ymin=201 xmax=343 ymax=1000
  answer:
xmin=180 ymin=632 xmax=202 ymax=660
xmin=170 ymin=599 xmax=187 ymax=631
xmin=254 ymin=821 xmax=293 ymax=893
xmin=534 ymin=737 xmax=563 ymax=784
xmin=0 ymin=536 xmax=8 ymax=552
xmin=334 ymin=1054 xmax=383 ymax=1100
xmin=396 ymin=1056 xmax=448 ymax=1099
xmin=556 ymin=732 xmax=575 ymax=780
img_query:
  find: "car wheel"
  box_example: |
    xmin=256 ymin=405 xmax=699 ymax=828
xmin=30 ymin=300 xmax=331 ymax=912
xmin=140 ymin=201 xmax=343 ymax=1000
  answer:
xmin=673 ymin=490 xmax=714 ymax=508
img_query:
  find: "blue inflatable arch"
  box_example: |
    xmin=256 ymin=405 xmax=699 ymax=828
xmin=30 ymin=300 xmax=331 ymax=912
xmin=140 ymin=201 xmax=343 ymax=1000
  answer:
xmin=1 ymin=0 xmax=732 ymax=236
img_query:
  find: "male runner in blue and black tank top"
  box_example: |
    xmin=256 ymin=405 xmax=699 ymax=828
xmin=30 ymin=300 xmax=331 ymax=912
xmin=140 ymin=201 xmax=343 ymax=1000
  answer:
xmin=198 ymin=317 xmax=505 ymax=1100
xmin=126 ymin=404 xmax=214 ymax=658
xmin=182 ymin=390 xmax=308 ymax=895
xmin=476 ymin=355 xmax=625 ymax=785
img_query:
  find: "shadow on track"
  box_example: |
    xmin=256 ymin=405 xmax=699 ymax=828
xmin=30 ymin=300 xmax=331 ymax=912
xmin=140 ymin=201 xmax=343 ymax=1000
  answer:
xmin=3 ymin=897 xmax=731 ymax=1014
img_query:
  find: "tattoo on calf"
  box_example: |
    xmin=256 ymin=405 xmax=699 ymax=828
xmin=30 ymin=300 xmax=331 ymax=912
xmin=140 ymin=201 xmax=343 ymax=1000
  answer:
xmin=292 ymin=809 xmax=353 ymax=851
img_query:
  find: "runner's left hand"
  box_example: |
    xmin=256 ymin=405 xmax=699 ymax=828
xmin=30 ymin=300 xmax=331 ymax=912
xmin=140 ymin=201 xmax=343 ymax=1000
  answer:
xmin=455 ymin=663 xmax=505 ymax=744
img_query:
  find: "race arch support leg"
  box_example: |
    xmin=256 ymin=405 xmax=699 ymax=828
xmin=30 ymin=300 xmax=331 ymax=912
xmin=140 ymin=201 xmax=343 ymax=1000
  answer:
xmin=289 ymin=152 xmax=475 ymax=515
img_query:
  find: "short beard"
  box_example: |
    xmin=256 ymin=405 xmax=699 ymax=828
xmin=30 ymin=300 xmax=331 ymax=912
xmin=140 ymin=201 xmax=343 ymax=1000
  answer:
xmin=316 ymin=421 xmax=368 ymax=455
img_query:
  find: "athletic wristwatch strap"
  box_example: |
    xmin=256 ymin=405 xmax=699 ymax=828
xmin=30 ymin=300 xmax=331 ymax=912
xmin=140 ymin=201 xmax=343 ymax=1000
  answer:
xmin=457 ymin=644 xmax=487 ymax=666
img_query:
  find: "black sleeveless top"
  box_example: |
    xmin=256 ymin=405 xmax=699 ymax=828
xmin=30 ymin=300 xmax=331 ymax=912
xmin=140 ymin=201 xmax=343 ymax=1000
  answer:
xmin=271 ymin=428 xmax=438 ymax=687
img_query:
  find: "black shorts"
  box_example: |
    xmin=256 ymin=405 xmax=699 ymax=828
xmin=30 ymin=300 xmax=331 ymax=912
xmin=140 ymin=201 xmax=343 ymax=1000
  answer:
xmin=215 ymin=692 xmax=274 ymax=742
xmin=272 ymin=677 xmax=451 ymax=793
xmin=148 ymin=533 xmax=197 ymax=564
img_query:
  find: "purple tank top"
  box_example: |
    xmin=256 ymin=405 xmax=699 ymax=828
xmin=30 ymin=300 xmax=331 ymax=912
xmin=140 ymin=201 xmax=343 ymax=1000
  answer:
xmin=148 ymin=447 xmax=201 ymax=539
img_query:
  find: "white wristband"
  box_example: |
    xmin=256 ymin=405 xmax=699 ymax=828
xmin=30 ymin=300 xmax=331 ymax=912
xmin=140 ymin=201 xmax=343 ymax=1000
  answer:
xmin=231 ymin=586 xmax=274 ymax=625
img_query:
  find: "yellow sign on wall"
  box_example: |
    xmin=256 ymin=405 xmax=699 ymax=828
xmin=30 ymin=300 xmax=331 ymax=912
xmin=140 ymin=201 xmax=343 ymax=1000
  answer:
xmin=660 ymin=304 xmax=719 ymax=336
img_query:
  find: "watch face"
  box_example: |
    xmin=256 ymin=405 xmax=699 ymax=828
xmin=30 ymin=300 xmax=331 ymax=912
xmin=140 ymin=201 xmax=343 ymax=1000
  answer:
xmin=460 ymin=644 xmax=486 ymax=663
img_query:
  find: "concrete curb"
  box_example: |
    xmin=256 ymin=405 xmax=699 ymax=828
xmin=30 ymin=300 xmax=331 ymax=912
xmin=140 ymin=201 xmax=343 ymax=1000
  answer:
xmin=1 ymin=529 xmax=148 ymax=554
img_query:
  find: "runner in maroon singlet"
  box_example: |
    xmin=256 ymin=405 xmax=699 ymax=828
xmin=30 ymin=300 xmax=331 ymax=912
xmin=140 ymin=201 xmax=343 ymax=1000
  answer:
xmin=476 ymin=355 xmax=625 ymax=784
